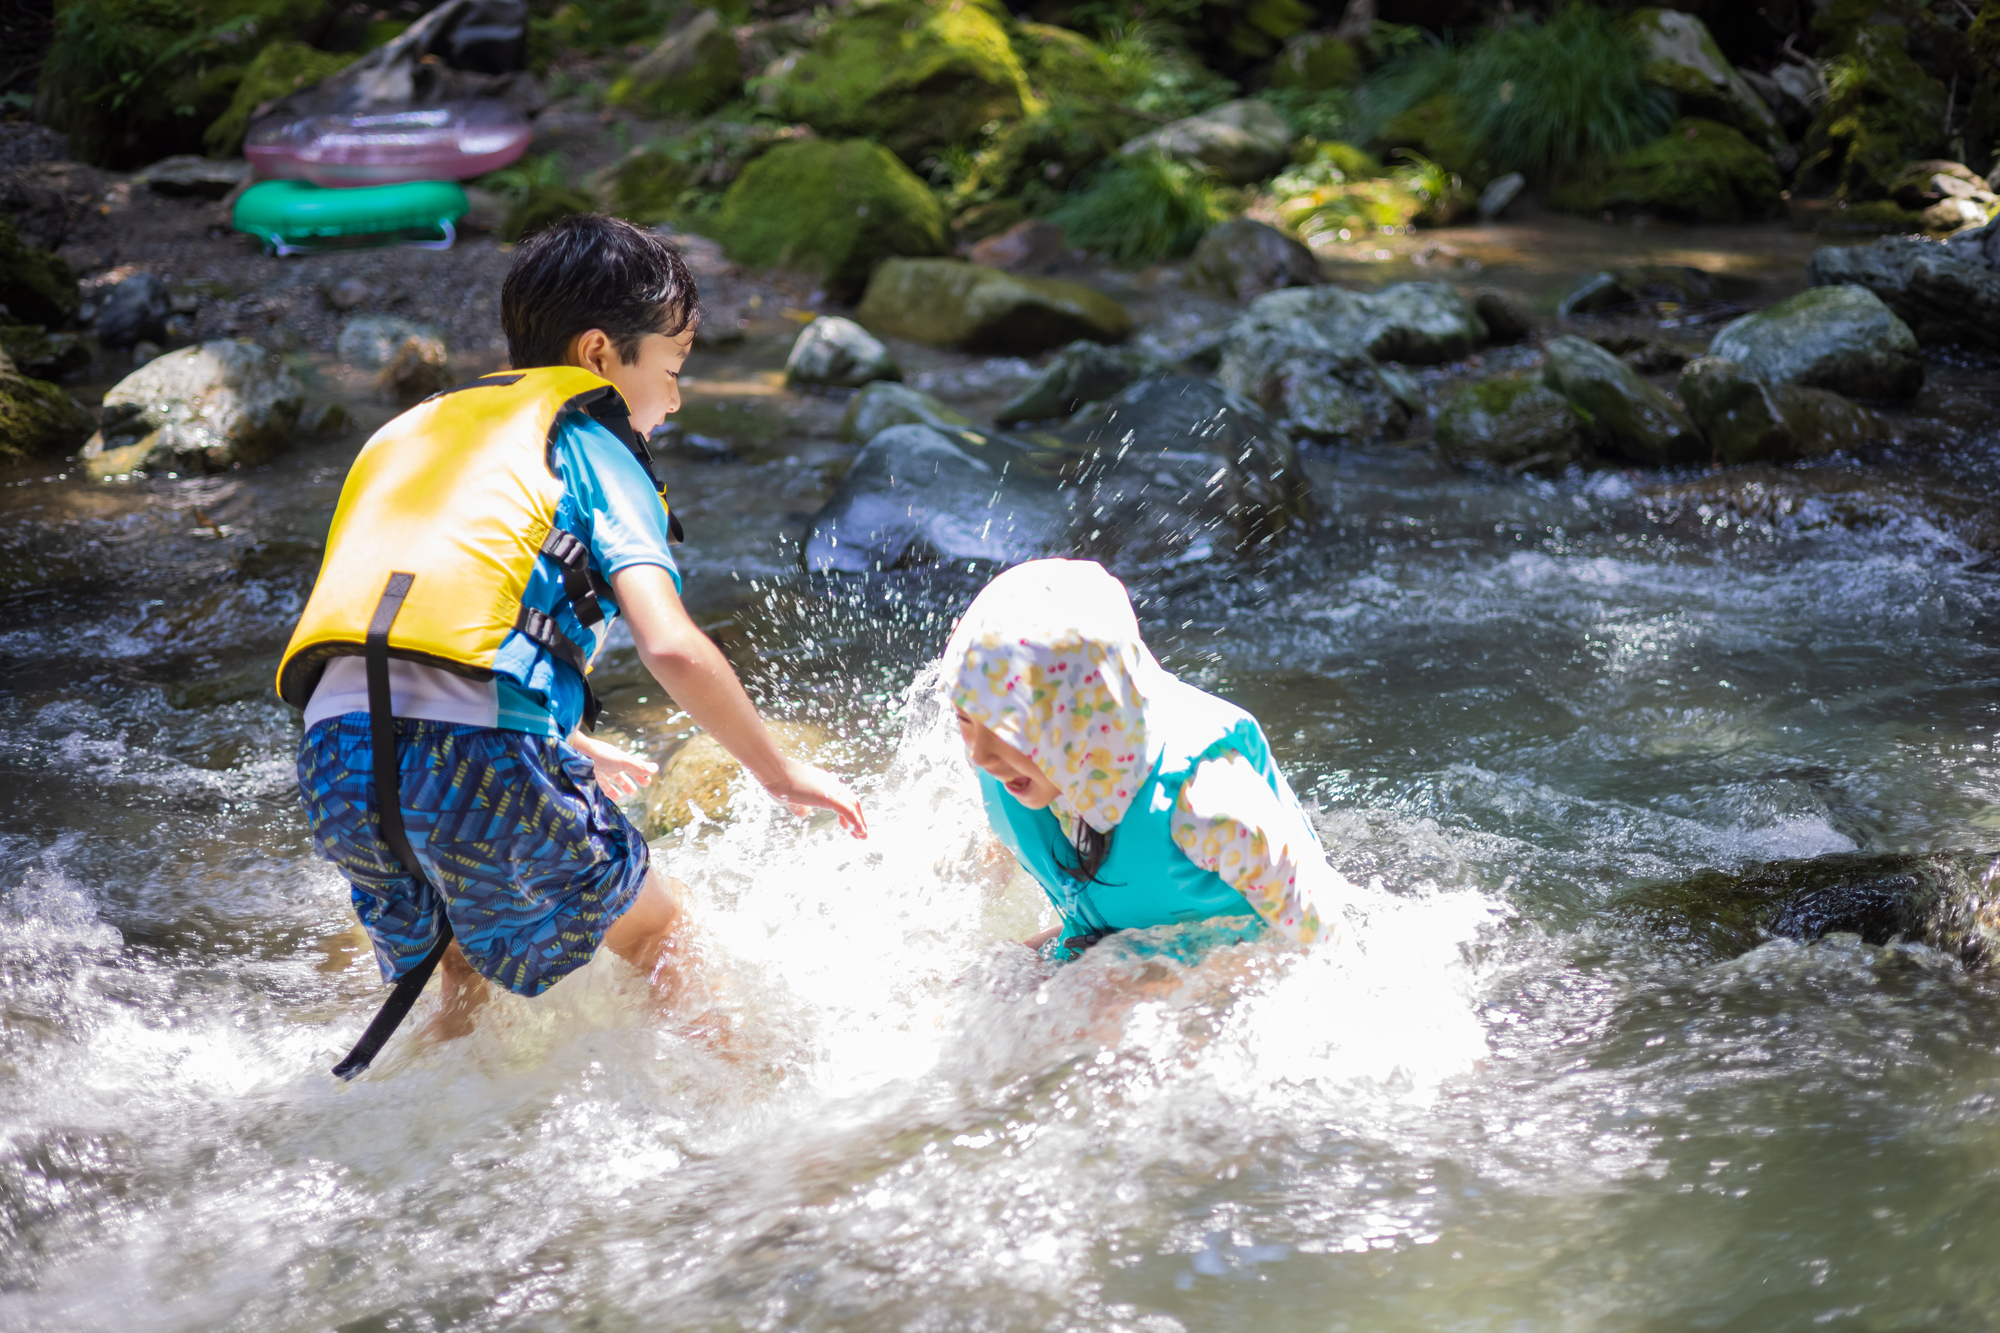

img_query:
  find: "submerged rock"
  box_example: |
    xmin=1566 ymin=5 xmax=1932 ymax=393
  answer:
xmin=1678 ymin=356 xmax=1890 ymax=464
xmin=995 ymin=341 xmax=1154 ymax=424
xmin=613 ymin=8 xmax=741 ymax=116
xmin=1641 ymin=465 xmax=2000 ymax=554
xmin=784 ymin=316 xmax=901 ymax=390
xmin=1119 ymin=99 xmax=1292 ymax=186
xmin=1433 ymin=377 xmax=1584 ymax=473
xmin=82 ymin=340 xmax=303 ymax=477
xmin=1541 ymin=334 xmax=1702 ymax=466
xmin=856 ymin=258 xmax=1133 ymax=354
xmin=838 ymin=381 xmax=971 ymax=442
xmin=715 ymin=140 xmax=949 ymax=302
xmin=0 ymin=348 xmax=92 ymax=464
xmin=1806 ymin=238 xmax=2000 ymax=351
xmin=1187 ymin=218 xmax=1321 ymax=301
xmin=1705 ymin=285 xmax=1923 ymax=401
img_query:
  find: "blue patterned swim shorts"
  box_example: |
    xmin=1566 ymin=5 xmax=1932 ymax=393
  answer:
xmin=297 ymin=715 xmax=651 ymax=996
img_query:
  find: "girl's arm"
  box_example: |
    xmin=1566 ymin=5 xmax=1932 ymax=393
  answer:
xmin=1171 ymin=750 xmax=1344 ymax=947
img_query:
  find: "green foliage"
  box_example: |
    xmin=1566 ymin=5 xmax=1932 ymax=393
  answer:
xmin=1270 ymin=142 xmax=1422 ymax=242
xmin=203 ymin=39 xmax=353 ymax=156
xmin=1102 ymin=27 xmax=1237 ymax=121
xmin=591 ymin=122 xmax=808 ymax=225
xmin=1265 ymin=31 xmax=1361 ymax=92
xmin=1256 ymin=87 xmax=1358 ymax=141
xmin=1043 ymin=152 xmax=1226 ymax=263
xmin=1549 ymin=118 xmax=1781 ymax=223
xmin=714 ymin=138 xmax=949 ymax=300
xmin=1454 ymin=5 xmax=1673 ymax=178
xmin=537 ymin=0 xmax=679 ymax=55
xmin=1801 ymin=26 xmax=1948 ymax=199
xmin=483 ymin=155 xmax=595 ymax=242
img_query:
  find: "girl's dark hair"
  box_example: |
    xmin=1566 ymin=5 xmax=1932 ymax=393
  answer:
xmin=1059 ymin=822 xmax=1114 ymax=885
xmin=500 ymin=213 xmax=699 ymax=369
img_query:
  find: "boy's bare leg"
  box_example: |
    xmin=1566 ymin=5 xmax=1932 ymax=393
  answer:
xmin=424 ymin=939 xmax=490 ymax=1043
xmin=599 ymin=869 xmax=699 ymax=1011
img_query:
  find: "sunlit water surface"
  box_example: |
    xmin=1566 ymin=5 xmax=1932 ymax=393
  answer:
xmin=5 ymin=340 xmax=2000 ymax=1332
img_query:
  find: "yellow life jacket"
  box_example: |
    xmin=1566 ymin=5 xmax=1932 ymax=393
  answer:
xmin=276 ymin=366 xmax=677 ymax=718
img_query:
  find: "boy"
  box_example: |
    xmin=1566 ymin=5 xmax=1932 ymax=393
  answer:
xmin=279 ymin=214 xmax=865 ymax=1076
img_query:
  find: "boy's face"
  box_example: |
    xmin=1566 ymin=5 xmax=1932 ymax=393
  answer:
xmin=566 ymin=326 xmax=696 ymax=436
xmin=955 ymin=709 xmax=1061 ymax=809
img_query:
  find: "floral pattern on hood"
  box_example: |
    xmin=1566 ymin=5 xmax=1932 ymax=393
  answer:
xmin=944 ymin=559 xmax=1169 ymax=834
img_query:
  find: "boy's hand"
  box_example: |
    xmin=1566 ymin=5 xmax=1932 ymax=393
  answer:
xmin=760 ymin=757 xmax=868 ymax=839
xmin=569 ymin=732 xmax=660 ymax=803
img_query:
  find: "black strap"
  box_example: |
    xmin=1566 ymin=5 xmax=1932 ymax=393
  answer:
xmin=515 ymin=605 xmax=602 ymax=731
xmin=540 ymin=528 xmax=611 ymax=628
xmin=580 ymin=389 xmax=685 ymax=545
xmin=332 ymin=571 xmax=455 ymax=1081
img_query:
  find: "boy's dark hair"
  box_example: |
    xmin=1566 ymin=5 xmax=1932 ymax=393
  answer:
xmin=500 ymin=213 xmax=699 ymax=369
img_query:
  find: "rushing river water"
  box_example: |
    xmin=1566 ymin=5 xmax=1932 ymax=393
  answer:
xmin=7 ymin=217 xmax=2000 ymax=1330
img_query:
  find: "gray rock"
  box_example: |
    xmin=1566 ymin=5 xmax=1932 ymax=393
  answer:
xmin=855 ymin=258 xmax=1133 ymax=354
xmin=967 ymin=220 xmax=1067 ymax=274
xmin=1678 ymin=356 xmax=1890 ymax=464
xmin=1737 ymin=67 xmax=1808 ymax=134
xmin=137 ymin=155 xmax=250 ymax=200
xmin=838 ymin=381 xmax=972 ymax=443
xmin=81 ymin=339 xmax=303 ymax=476
xmin=1473 ymin=287 xmax=1535 ymax=342
xmin=1226 ymin=281 xmax=1486 ymax=369
xmin=995 ymin=341 xmax=1154 ymax=424
xmin=1217 ymin=324 xmax=1411 ymax=444
xmin=1631 ymin=8 xmax=1785 ymax=151
xmin=804 ymin=424 xmax=1067 ymax=573
xmin=1557 ymin=271 xmax=1630 ymax=318
xmin=1706 ymin=285 xmax=1923 ymax=401
xmin=784 ymin=315 xmax=901 ymax=389
xmin=1941 ymin=217 xmax=2000 ymax=271
xmin=1119 ymin=99 xmax=1293 ymax=185
xmin=1541 ymin=334 xmax=1702 ymax=466
xmin=1433 ymin=377 xmax=1583 ymax=474
xmin=1806 ymin=238 xmax=2000 ymax=350
xmin=1188 ymin=218 xmax=1321 ymax=302
xmin=338 ymin=314 xmax=448 ymax=370
xmin=1477 ymin=172 xmax=1525 ymax=220
xmin=95 ymin=273 xmax=169 ymax=350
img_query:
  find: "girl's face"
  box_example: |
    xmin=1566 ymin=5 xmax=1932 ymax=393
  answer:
xmin=956 ymin=710 xmax=1061 ymax=809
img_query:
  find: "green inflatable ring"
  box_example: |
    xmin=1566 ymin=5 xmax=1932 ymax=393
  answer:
xmin=232 ymin=179 xmax=469 ymax=257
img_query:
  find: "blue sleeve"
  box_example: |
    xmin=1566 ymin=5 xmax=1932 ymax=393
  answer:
xmin=554 ymin=416 xmax=681 ymax=593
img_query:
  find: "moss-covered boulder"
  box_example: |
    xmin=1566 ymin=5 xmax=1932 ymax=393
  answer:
xmin=0 ymin=217 xmax=79 ymax=330
xmin=1706 ymin=285 xmax=1923 ymax=401
xmin=0 ymin=350 xmax=94 ymax=465
xmin=838 ymin=381 xmax=972 ymax=443
xmin=1434 ymin=377 xmax=1584 ymax=474
xmin=1541 ymin=334 xmax=1702 ymax=467
xmin=856 ymin=258 xmax=1132 ymax=354
xmin=1551 ymin=118 xmax=1779 ymax=224
xmin=945 ymin=24 xmax=1142 ymax=206
xmin=611 ymin=9 xmax=741 ymax=117
xmin=204 ymin=40 xmax=355 ymax=158
xmin=995 ymin=341 xmax=1155 ymax=424
xmin=768 ymin=0 xmax=1032 ymax=165
xmin=1799 ymin=25 xmax=1948 ymax=202
xmin=1627 ymin=9 xmax=1784 ymax=152
xmin=1267 ymin=31 xmax=1362 ymax=90
xmin=1677 ymin=356 xmax=1890 ymax=465
xmin=715 ymin=140 xmax=948 ymax=301
xmin=591 ymin=147 xmax=701 ymax=226
xmin=0 ymin=326 xmax=91 ymax=382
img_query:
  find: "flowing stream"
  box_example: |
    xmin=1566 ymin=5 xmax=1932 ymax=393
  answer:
xmin=6 ymin=218 xmax=2000 ymax=1330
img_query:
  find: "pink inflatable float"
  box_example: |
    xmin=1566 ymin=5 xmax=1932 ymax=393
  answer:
xmin=246 ymin=100 xmax=530 ymax=188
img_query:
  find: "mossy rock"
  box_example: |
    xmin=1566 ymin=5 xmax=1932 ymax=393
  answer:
xmin=204 ymin=40 xmax=355 ymax=158
xmin=838 ymin=381 xmax=971 ymax=443
xmin=1626 ymin=8 xmax=1784 ymax=151
xmin=1706 ymin=285 xmax=1923 ymax=401
xmin=856 ymin=257 xmax=1132 ymax=354
xmin=768 ymin=0 xmax=1033 ymax=165
xmin=1550 ymin=119 xmax=1779 ymax=224
xmin=0 ymin=216 xmax=79 ymax=329
xmin=0 ymin=350 xmax=93 ymax=465
xmin=1677 ymin=355 xmax=1890 ymax=465
xmin=1541 ymin=334 xmax=1702 ymax=467
xmin=1434 ymin=377 xmax=1583 ymax=474
xmin=642 ymin=721 xmax=832 ymax=835
xmin=1799 ymin=25 xmax=1948 ymax=201
xmin=37 ymin=0 xmax=335 ymax=168
xmin=1224 ymin=0 xmax=1315 ymax=62
xmin=946 ymin=20 xmax=1142 ymax=203
xmin=714 ymin=139 xmax=948 ymax=301
xmin=502 ymin=184 xmax=597 ymax=243
xmin=1817 ymin=199 xmax=1932 ymax=237
xmin=591 ymin=147 xmax=702 ymax=226
xmin=0 ymin=325 xmax=90 ymax=381
xmin=610 ymin=9 xmax=741 ymax=117
xmin=1267 ymin=31 xmax=1362 ymax=91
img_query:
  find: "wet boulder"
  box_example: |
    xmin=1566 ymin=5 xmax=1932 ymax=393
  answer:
xmin=1549 ymin=119 xmax=1780 ymax=224
xmin=0 ymin=348 xmax=93 ymax=465
xmin=81 ymin=340 xmax=304 ymax=477
xmin=95 ymin=273 xmax=171 ymax=351
xmin=1541 ymin=334 xmax=1702 ymax=467
xmin=1120 ymin=100 xmax=1292 ymax=186
xmin=765 ymin=0 xmax=1030 ymax=164
xmin=643 ymin=721 xmax=832 ymax=834
xmin=995 ymin=341 xmax=1155 ymax=424
xmin=1361 ymin=283 xmax=1488 ymax=364
xmin=838 ymin=381 xmax=972 ymax=442
xmin=1218 ymin=332 xmax=1413 ymax=445
xmin=784 ymin=316 xmax=901 ymax=390
xmin=1941 ymin=216 xmax=2000 ymax=270
xmin=1223 ymin=281 xmax=1486 ymax=374
xmin=0 ymin=216 xmax=79 ymax=330
xmin=1188 ymin=218 xmax=1321 ymax=301
xmin=1806 ymin=238 xmax=2000 ymax=351
xmin=1433 ymin=377 xmax=1584 ymax=474
xmin=715 ymin=140 xmax=948 ymax=303
xmin=1056 ymin=375 xmax=1312 ymax=565
xmin=804 ymin=424 xmax=1067 ymax=574
xmin=1705 ymin=286 xmax=1922 ymax=401
xmin=1629 ymin=9 xmax=1786 ymax=152
xmin=612 ymin=8 xmax=741 ymax=116
xmin=1472 ymin=288 xmax=1536 ymax=343
xmin=856 ymin=258 xmax=1133 ymax=355
xmin=967 ymin=219 xmax=1068 ymax=275
xmin=1678 ymin=356 xmax=1890 ymax=465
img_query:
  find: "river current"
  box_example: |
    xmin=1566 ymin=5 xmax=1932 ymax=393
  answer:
xmin=6 ymin=221 xmax=2000 ymax=1330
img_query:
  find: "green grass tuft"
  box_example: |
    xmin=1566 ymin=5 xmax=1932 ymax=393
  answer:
xmin=1044 ymin=152 xmax=1227 ymax=263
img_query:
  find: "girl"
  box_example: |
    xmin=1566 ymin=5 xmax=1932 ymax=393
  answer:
xmin=946 ymin=559 xmax=1342 ymax=957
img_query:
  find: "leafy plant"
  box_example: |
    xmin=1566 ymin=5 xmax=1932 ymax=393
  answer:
xmin=1257 ymin=86 xmax=1360 ymax=141
xmin=1045 ymin=152 xmax=1226 ymax=263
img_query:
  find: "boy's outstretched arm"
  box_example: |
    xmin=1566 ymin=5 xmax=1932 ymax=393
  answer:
xmin=611 ymin=563 xmax=868 ymax=838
